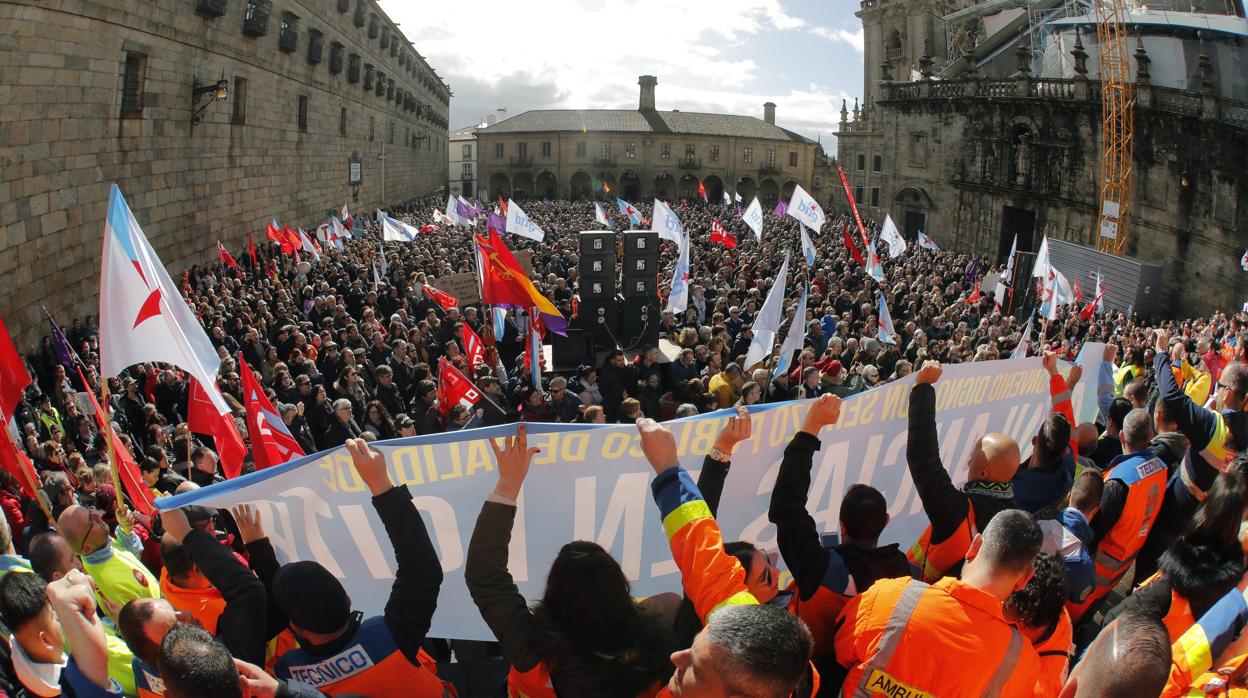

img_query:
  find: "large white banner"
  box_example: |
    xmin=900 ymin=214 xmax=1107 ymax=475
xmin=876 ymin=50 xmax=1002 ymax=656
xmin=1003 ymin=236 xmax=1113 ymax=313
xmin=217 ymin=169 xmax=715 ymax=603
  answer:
xmin=160 ymin=357 xmax=1094 ymax=641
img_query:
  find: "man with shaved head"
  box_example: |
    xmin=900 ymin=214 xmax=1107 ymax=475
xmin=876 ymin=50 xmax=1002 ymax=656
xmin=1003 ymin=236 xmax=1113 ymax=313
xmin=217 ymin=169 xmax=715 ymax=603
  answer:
xmin=56 ymin=504 xmax=159 ymax=612
xmin=905 ymin=360 xmax=1024 ymax=581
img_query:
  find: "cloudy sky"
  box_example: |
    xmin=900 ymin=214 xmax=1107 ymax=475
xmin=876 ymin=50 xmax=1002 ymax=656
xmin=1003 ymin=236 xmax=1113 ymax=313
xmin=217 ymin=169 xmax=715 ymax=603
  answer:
xmin=380 ymin=0 xmax=864 ymax=148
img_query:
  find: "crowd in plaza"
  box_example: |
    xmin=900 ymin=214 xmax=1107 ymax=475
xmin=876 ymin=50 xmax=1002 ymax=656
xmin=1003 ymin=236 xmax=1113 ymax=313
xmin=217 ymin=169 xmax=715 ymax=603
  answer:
xmin=0 ymin=193 xmax=1247 ymax=697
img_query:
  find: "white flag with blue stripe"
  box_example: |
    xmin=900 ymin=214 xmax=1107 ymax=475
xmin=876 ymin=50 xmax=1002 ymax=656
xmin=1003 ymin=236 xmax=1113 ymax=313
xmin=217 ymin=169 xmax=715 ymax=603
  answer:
xmin=773 ymin=282 xmax=809 ymax=382
xmin=651 ymin=199 xmax=685 ymax=247
xmin=877 ymin=290 xmax=897 ymax=345
xmin=799 ymin=225 xmax=817 ymax=267
xmin=665 ymin=233 xmax=691 ymax=315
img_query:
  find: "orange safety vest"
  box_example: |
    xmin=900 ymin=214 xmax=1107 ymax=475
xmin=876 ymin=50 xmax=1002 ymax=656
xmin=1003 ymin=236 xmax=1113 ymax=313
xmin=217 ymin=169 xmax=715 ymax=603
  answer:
xmin=787 ymin=579 xmax=853 ymax=659
xmin=836 ymin=577 xmax=1040 ymax=697
xmin=1138 ymin=572 xmax=1199 ymax=643
xmin=275 ymin=616 xmax=455 ymax=697
xmin=1069 ymin=453 xmax=1167 ymax=620
xmin=159 ymin=569 xmax=225 ymax=635
xmin=907 ymin=500 xmax=977 ymax=583
xmin=508 ymin=663 xmax=661 ymax=698
xmin=1034 ymin=610 xmax=1074 ymax=698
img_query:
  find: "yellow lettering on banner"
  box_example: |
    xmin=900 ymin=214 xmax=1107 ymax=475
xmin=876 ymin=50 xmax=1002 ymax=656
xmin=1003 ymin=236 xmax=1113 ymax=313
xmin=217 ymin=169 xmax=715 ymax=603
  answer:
xmin=602 ymin=432 xmax=631 ymax=460
xmin=675 ymin=421 xmax=694 ymax=456
xmin=865 ymin=669 xmax=933 ymax=698
xmin=317 ymin=456 xmax=338 ymax=493
xmin=392 ymin=447 xmax=425 ymax=486
xmin=747 ymin=412 xmax=768 ymax=455
xmin=768 ymin=408 xmax=791 ymax=447
xmin=690 ymin=418 xmax=720 ymax=454
xmin=465 ymin=439 xmax=494 ymax=476
xmin=332 ymin=450 xmax=365 ymax=493
xmin=442 ymin=443 xmax=465 ymax=481
xmin=562 ymin=433 xmax=588 ymax=462
xmin=857 ymin=390 xmax=880 ymax=426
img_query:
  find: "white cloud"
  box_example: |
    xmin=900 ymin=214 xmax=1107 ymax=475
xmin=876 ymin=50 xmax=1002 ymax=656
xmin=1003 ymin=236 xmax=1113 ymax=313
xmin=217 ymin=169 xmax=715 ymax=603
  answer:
xmin=810 ymin=26 xmax=865 ymax=53
xmin=380 ymin=0 xmax=857 ymax=143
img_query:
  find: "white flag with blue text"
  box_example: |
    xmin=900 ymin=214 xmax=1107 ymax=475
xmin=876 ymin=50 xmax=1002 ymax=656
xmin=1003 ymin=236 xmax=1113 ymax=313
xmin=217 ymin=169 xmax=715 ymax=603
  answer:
xmin=743 ymin=197 xmax=764 ymax=242
xmin=505 ymin=200 xmax=545 ymax=242
xmin=880 ymin=214 xmax=906 ymax=258
xmin=652 ymin=199 xmax=685 ymax=247
xmin=786 ymin=184 xmax=826 ymax=232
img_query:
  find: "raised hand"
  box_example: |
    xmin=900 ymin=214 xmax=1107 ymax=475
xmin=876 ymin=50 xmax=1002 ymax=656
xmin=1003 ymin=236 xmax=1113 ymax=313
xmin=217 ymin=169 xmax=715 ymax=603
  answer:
xmin=488 ymin=424 xmax=540 ymax=501
xmin=712 ymin=406 xmax=752 ymax=455
xmin=636 ymin=418 xmax=680 ymax=475
xmin=230 ymin=504 xmax=266 ymax=545
xmin=801 ymin=394 xmax=843 ymax=436
xmin=915 ymin=360 xmax=943 ymax=385
xmin=344 ymin=438 xmax=394 ymax=497
xmin=1042 ymin=351 xmax=1059 ymax=376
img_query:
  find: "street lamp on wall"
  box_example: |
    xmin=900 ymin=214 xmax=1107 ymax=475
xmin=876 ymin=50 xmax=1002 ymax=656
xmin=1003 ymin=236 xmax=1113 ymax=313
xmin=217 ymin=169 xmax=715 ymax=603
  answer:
xmin=191 ymin=76 xmax=229 ymax=127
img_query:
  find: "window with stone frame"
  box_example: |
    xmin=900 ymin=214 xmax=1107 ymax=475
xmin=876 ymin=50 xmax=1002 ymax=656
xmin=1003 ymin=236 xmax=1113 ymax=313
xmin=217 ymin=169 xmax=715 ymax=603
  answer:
xmin=873 ymin=154 xmax=882 ymax=172
xmin=790 ymin=151 xmax=798 ymax=167
xmin=297 ymin=95 xmax=308 ymax=131
xmin=542 ymin=141 xmax=551 ymax=157
xmin=661 ymin=143 xmax=671 ymax=159
xmin=462 ymin=144 xmax=472 ymax=159
xmin=278 ymin=12 xmax=299 ymax=52
xmin=339 ymin=106 xmax=347 ymax=135
xmin=576 ymin=141 xmax=586 ymax=157
xmin=231 ymin=76 xmax=247 ymax=124
xmin=120 ymin=52 xmax=145 ymax=118
xmin=710 ymin=145 xmax=719 ymax=161
xmin=307 ymin=29 xmax=323 ymax=64
xmin=368 ymin=13 xmax=379 ymax=39
xmin=626 ymin=142 xmax=635 ymax=158
xmin=329 ymin=42 xmax=344 ymax=73
xmin=870 ymin=187 xmax=880 ymax=207
xmin=347 ymin=53 xmax=360 ymax=82
xmin=685 ymin=144 xmax=695 ymax=157
xmin=743 ymin=147 xmax=752 ymax=163
xmin=857 ymin=153 xmax=866 ymax=170
xmin=495 ymin=143 xmax=503 ymax=159
xmin=243 ymin=0 xmax=270 ymax=36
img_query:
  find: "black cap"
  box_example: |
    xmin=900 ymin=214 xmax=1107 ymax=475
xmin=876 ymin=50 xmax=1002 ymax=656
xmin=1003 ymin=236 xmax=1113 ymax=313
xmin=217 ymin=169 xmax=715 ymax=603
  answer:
xmin=273 ymin=561 xmax=351 ymax=633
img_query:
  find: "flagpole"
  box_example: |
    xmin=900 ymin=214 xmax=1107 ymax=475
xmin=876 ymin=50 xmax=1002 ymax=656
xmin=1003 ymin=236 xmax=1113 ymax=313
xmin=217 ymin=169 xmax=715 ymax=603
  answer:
xmin=97 ymin=379 xmax=127 ymax=507
xmin=1 ymin=428 xmax=53 ymax=525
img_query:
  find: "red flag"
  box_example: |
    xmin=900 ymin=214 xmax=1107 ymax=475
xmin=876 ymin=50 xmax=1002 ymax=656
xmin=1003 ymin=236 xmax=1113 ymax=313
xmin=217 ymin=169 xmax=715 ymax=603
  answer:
xmin=1080 ymin=289 xmax=1106 ymax=321
xmin=437 ymin=357 xmax=482 ymax=416
xmin=423 ymin=284 xmax=459 ymax=311
xmin=967 ymin=282 xmax=981 ymax=303
xmin=1073 ymin=281 xmax=1084 ymax=305
xmin=0 ymin=430 xmax=40 ymax=501
xmin=709 ymin=218 xmax=736 ymax=250
xmin=498 ymin=196 xmax=508 ymax=216
xmin=239 ymin=356 xmax=305 ymax=470
xmin=0 ymin=314 xmax=31 ymax=424
xmin=247 ymin=233 xmax=258 ymax=267
xmin=461 ymin=323 xmax=486 ymax=370
xmin=187 ymin=378 xmax=246 ymax=479
xmin=841 ymin=224 xmax=866 ymax=266
xmin=281 ymin=226 xmax=301 ymax=255
xmin=475 ymin=228 xmax=566 ymax=333
xmin=217 ymin=240 xmax=238 ymax=268
xmin=75 ymin=368 xmax=155 ymax=515
xmin=265 ymin=219 xmax=284 ymax=245
xmin=419 ymin=224 xmax=439 ymax=234
xmin=698 ymin=181 xmax=707 ymax=203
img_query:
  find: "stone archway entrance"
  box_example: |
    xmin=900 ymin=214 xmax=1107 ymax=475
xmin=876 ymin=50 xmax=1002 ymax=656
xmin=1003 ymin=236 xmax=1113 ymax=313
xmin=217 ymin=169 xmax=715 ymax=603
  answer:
xmin=759 ymin=179 xmax=780 ymax=207
xmin=536 ymin=171 xmax=558 ymax=200
xmin=736 ymin=176 xmax=757 ymax=202
xmin=678 ymin=174 xmax=699 ymax=200
xmin=654 ymin=173 xmax=676 ymax=200
xmin=703 ymin=175 xmax=724 ymax=205
xmin=570 ymin=171 xmax=592 ymax=200
xmin=488 ymin=173 xmax=511 ymax=200
xmin=781 ymin=179 xmax=797 ymax=203
xmin=512 ymin=172 xmax=534 ymax=200
xmin=620 ymin=171 xmax=641 ymax=200
xmin=894 ymin=186 xmax=935 ymax=238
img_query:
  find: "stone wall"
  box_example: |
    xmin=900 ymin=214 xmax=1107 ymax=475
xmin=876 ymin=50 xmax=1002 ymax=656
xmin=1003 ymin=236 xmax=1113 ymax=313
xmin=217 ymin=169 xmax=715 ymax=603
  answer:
xmin=837 ymin=77 xmax=1247 ymax=317
xmin=0 ymin=0 xmax=450 ymax=347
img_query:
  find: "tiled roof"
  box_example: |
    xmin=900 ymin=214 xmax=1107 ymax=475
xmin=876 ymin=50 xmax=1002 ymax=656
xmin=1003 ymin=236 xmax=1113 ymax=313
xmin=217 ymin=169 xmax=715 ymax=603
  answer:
xmin=477 ymin=109 xmax=816 ymax=143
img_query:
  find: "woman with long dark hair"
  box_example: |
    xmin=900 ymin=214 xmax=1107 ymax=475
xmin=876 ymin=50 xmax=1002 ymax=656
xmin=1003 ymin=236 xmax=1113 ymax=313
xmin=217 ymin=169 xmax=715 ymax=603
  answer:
xmin=466 ymin=425 xmax=675 ymax=697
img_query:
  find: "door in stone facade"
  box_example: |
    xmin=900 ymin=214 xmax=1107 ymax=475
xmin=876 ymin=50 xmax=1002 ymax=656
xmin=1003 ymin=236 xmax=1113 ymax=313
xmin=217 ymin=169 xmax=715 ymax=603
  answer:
xmin=999 ymin=206 xmax=1036 ymax=263
xmin=904 ymin=211 xmax=926 ymax=238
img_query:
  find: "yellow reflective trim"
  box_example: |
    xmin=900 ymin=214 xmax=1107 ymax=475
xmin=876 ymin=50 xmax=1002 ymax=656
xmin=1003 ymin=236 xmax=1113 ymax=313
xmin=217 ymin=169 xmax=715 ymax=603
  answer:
xmin=662 ymin=500 xmax=712 ymax=539
xmin=709 ymin=590 xmax=759 ymax=617
xmin=1179 ymin=625 xmax=1214 ymax=678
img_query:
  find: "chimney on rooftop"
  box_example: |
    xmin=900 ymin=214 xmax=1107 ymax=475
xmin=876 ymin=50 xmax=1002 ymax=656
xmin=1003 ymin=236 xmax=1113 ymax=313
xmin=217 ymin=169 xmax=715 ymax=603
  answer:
xmin=763 ymin=101 xmax=776 ymax=125
xmin=638 ymin=75 xmax=657 ymax=111
xmin=495 ymin=107 xmax=507 ymax=123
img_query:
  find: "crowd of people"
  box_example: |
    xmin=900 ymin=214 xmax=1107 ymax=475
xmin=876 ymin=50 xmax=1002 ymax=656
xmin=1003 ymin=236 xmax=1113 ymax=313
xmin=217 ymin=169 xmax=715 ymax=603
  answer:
xmin=0 ymin=194 xmax=1246 ymax=696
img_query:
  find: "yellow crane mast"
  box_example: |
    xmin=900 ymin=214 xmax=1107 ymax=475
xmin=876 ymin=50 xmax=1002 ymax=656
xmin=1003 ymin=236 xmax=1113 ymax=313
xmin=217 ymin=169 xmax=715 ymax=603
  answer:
xmin=1094 ymin=0 xmax=1136 ymax=255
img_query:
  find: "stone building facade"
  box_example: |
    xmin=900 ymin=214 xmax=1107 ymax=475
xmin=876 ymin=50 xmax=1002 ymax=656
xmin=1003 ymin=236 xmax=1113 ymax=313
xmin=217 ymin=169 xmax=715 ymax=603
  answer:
xmin=474 ymin=76 xmax=820 ymax=206
xmin=837 ymin=0 xmax=1248 ymax=316
xmin=0 ymin=0 xmax=450 ymax=345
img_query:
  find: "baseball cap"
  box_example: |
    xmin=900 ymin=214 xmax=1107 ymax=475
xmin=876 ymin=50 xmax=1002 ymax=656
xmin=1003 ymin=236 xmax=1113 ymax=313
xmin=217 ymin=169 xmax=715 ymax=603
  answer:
xmin=273 ymin=561 xmax=352 ymax=633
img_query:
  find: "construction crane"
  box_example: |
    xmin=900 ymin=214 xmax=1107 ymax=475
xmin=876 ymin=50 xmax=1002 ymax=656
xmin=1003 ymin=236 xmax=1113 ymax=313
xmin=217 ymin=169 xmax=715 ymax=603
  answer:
xmin=1093 ymin=0 xmax=1136 ymax=256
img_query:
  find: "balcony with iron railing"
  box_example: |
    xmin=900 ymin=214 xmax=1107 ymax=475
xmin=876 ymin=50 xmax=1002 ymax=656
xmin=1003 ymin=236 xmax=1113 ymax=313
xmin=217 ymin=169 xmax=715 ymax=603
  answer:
xmin=594 ymin=155 xmax=617 ymax=166
xmin=678 ymin=157 xmax=700 ymax=169
xmin=759 ymin=163 xmax=781 ymax=175
xmin=510 ymin=155 xmax=533 ymax=167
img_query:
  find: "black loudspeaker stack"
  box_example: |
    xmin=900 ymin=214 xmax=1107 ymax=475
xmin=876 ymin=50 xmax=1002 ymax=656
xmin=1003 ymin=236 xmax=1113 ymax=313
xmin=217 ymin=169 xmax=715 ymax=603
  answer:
xmin=620 ymin=231 xmax=660 ymax=349
xmin=577 ymin=231 xmax=618 ymax=350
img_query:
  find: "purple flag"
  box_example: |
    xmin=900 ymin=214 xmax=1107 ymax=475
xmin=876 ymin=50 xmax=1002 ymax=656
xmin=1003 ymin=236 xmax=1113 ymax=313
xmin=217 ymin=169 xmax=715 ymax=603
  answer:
xmin=43 ymin=306 xmax=75 ymax=370
xmin=733 ymin=203 xmax=742 ymax=220
xmin=487 ymin=211 xmax=506 ymax=233
xmin=542 ymin=198 xmax=553 ymax=206
xmin=773 ymin=200 xmax=788 ymax=216
xmin=456 ymin=199 xmax=475 ymax=221
xmin=963 ymin=257 xmax=980 ymax=285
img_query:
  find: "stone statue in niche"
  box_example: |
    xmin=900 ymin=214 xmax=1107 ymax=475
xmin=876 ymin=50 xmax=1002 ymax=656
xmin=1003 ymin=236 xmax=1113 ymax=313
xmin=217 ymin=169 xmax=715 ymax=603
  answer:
xmin=1014 ymin=131 xmax=1032 ymax=186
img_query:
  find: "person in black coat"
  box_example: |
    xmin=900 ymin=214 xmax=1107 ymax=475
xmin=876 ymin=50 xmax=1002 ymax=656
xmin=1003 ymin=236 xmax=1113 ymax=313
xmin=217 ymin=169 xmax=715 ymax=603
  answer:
xmin=598 ymin=350 xmax=635 ymax=423
xmin=321 ymin=399 xmax=363 ymax=448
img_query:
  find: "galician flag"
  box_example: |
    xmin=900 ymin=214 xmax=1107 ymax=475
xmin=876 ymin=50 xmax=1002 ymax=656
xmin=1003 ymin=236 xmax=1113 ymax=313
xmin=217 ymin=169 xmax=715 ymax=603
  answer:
xmin=799 ymin=225 xmax=817 ymax=267
xmin=745 ymin=252 xmax=790 ymax=370
xmin=379 ymin=211 xmax=420 ymax=241
xmin=665 ymin=233 xmax=691 ymax=315
xmin=877 ymin=290 xmax=897 ymax=345
xmin=880 ymin=214 xmax=906 ymax=258
xmin=773 ymin=282 xmax=809 ymax=383
xmin=617 ymin=199 xmax=643 ymax=227
xmin=865 ymin=241 xmax=885 ymax=283
xmin=1032 ymin=236 xmax=1051 ymax=279
xmin=505 ymin=199 xmax=545 ymax=242
xmin=742 ymin=197 xmax=764 ymax=242
xmin=239 ymin=356 xmax=305 ymax=470
xmin=651 ymin=199 xmax=685 ymax=247
xmin=917 ymin=231 xmax=940 ymax=251
xmin=594 ymin=202 xmax=610 ymax=227
xmin=995 ymin=233 xmax=1018 ymax=306
xmin=1241 ymin=249 xmax=1248 ymax=272
xmin=99 ymin=185 xmax=227 ymax=414
xmin=1012 ymin=316 xmax=1034 ymax=359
